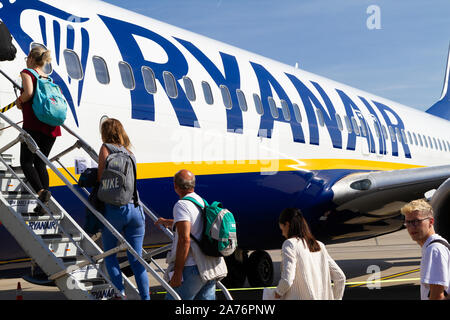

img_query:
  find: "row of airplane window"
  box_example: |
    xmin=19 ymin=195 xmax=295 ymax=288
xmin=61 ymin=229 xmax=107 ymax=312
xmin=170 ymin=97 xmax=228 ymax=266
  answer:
xmin=58 ymin=45 xmax=450 ymax=154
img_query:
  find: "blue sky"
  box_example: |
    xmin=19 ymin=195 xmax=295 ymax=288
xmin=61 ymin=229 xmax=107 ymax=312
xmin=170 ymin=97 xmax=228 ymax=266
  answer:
xmin=102 ymin=0 xmax=450 ymax=111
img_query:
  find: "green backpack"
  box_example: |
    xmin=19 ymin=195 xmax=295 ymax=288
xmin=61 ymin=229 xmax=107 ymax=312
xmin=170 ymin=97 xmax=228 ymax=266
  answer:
xmin=183 ymin=196 xmax=237 ymax=257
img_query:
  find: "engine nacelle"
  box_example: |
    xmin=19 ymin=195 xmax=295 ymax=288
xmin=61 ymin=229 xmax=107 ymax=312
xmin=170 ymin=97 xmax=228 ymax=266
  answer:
xmin=431 ymin=177 xmax=450 ymax=242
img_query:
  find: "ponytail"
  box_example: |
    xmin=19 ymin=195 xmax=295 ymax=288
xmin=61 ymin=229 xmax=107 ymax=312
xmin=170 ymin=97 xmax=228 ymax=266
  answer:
xmin=28 ymin=47 xmax=52 ymax=67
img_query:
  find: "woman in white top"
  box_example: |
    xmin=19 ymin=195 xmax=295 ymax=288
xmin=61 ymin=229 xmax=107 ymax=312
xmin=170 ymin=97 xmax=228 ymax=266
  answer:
xmin=275 ymin=208 xmax=346 ymax=300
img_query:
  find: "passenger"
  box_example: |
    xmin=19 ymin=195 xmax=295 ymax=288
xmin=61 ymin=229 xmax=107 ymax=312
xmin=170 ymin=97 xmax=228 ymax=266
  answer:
xmin=401 ymin=199 xmax=450 ymax=300
xmin=155 ymin=169 xmax=227 ymax=300
xmin=15 ymin=47 xmax=61 ymax=214
xmin=97 ymin=118 xmax=149 ymax=300
xmin=274 ymin=208 xmax=346 ymax=300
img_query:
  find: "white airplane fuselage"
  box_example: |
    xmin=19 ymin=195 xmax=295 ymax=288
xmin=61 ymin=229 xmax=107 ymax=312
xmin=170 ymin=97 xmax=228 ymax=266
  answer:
xmin=0 ymin=0 xmax=449 ymax=265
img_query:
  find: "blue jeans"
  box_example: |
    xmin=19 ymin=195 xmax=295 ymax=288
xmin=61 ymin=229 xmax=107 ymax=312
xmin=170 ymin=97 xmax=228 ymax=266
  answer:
xmin=102 ymin=203 xmax=150 ymax=300
xmin=165 ymin=265 xmax=216 ymax=300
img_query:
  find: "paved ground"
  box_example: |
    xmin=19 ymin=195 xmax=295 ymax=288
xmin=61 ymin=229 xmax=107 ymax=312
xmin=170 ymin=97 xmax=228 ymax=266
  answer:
xmin=0 ymin=228 xmax=422 ymax=300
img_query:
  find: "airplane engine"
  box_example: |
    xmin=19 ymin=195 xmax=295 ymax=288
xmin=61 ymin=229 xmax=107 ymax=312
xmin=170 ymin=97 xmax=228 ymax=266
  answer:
xmin=431 ymin=177 xmax=450 ymax=242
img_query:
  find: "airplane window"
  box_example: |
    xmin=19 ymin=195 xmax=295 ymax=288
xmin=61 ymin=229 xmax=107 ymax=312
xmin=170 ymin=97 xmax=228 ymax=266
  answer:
xmin=30 ymin=42 xmax=52 ymax=74
xmin=202 ymin=81 xmax=214 ymax=105
xmin=142 ymin=66 xmax=157 ymax=94
xmin=401 ymin=129 xmax=408 ymax=144
xmin=253 ymin=94 xmax=264 ymax=115
xmin=407 ymin=131 xmax=413 ymax=145
xmin=395 ymin=127 xmax=402 ymax=144
xmin=382 ymin=125 xmax=388 ymax=140
xmin=220 ymin=85 xmax=233 ymax=110
xmin=316 ymin=108 xmax=325 ymax=127
xmin=344 ymin=115 xmax=352 ymax=133
xmin=412 ymin=132 xmax=418 ymax=145
xmin=336 ymin=114 xmax=343 ymax=131
xmin=293 ymin=103 xmax=302 ymax=123
xmin=373 ymin=120 xmax=380 ymax=138
xmin=434 ymin=137 xmax=440 ymax=151
xmin=63 ymin=49 xmax=83 ymax=80
xmin=236 ymin=89 xmax=248 ymax=112
xmin=447 ymin=141 xmax=450 ymax=152
xmin=281 ymin=100 xmax=291 ymax=121
xmin=417 ymin=134 xmax=423 ymax=147
xmin=351 ymin=117 xmax=360 ymax=135
xmin=183 ymin=76 xmax=195 ymax=101
xmin=118 ymin=61 xmax=135 ymax=90
xmin=428 ymin=136 xmax=433 ymax=149
xmin=163 ymin=71 xmax=178 ymax=98
xmin=360 ymin=119 xmax=367 ymax=137
xmin=268 ymin=97 xmax=279 ymax=119
xmin=389 ymin=126 xmax=396 ymax=142
xmin=92 ymin=56 xmax=110 ymax=85
xmin=442 ymin=139 xmax=447 ymax=152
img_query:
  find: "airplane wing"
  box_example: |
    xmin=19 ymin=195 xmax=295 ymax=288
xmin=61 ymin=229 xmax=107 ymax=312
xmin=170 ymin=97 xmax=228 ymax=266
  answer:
xmin=331 ymin=165 xmax=450 ymax=220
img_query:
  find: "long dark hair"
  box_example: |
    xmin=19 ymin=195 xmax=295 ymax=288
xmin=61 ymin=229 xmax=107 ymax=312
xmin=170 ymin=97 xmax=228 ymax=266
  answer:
xmin=279 ymin=208 xmax=321 ymax=252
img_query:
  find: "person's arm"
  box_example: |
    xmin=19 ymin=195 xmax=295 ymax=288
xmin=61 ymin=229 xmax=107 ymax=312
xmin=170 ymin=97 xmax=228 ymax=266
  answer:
xmin=154 ymin=217 xmax=174 ymax=229
xmin=275 ymin=240 xmax=297 ymax=298
xmin=170 ymin=220 xmax=191 ymax=288
xmin=97 ymin=144 xmax=109 ymax=182
xmin=16 ymin=72 xmax=33 ymax=110
xmin=429 ymin=284 xmax=446 ymax=300
xmin=326 ymin=249 xmax=346 ymax=299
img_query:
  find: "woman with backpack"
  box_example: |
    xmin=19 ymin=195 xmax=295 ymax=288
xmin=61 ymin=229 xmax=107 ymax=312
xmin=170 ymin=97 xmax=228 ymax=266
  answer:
xmin=97 ymin=118 xmax=149 ymax=300
xmin=15 ymin=46 xmax=61 ymax=214
xmin=274 ymin=208 xmax=346 ymax=300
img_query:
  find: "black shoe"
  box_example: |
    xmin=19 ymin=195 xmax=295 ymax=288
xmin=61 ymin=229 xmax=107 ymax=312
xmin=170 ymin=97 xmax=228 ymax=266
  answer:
xmin=34 ymin=190 xmax=51 ymax=215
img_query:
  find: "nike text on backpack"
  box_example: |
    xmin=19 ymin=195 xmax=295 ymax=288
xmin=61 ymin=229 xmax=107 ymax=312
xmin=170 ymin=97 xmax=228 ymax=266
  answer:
xmin=26 ymin=68 xmax=68 ymax=126
xmin=97 ymin=144 xmax=139 ymax=207
xmin=183 ymin=197 xmax=237 ymax=257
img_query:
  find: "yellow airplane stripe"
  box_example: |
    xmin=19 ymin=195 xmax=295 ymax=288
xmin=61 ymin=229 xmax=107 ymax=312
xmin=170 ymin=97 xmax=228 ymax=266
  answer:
xmin=48 ymin=158 xmax=424 ymax=187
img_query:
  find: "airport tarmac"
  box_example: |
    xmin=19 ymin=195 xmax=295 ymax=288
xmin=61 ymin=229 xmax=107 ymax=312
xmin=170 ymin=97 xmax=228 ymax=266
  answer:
xmin=0 ymin=228 xmax=422 ymax=300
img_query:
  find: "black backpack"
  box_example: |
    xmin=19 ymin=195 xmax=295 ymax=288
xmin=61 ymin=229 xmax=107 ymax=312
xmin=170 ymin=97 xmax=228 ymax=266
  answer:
xmin=0 ymin=21 xmax=17 ymax=61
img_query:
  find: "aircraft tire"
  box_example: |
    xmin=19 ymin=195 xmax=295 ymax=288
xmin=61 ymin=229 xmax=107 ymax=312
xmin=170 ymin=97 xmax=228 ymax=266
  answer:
xmin=246 ymin=250 xmax=273 ymax=287
xmin=221 ymin=249 xmax=248 ymax=288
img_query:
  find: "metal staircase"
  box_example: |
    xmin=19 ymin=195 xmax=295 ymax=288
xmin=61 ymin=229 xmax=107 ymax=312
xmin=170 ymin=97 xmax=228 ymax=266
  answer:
xmin=0 ymin=105 xmax=232 ymax=300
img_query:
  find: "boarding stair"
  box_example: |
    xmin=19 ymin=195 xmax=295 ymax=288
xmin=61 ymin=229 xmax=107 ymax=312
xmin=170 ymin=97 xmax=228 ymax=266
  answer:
xmin=0 ymin=70 xmax=232 ymax=300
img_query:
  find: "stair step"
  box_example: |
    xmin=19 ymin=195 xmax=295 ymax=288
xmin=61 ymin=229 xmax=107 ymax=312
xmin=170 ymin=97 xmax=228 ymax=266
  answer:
xmin=21 ymin=211 xmax=63 ymax=221
xmin=41 ymin=233 xmax=83 ymax=243
xmin=86 ymin=283 xmax=116 ymax=300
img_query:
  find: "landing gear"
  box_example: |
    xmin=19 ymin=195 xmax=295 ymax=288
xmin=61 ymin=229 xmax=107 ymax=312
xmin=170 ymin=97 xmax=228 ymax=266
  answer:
xmin=221 ymin=248 xmax=248 ymax=288
xmin=222 ymin=249 xmax=274 ymax=288
xmin=246 ymin=250 xmax=273 ymax=287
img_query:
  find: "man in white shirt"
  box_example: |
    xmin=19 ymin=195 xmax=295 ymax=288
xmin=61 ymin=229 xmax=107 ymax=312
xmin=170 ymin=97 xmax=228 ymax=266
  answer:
xmin=401 ymin=199 xmax=450 ymax=300
xmin=155 ymin=169 xmax=216 ymax=300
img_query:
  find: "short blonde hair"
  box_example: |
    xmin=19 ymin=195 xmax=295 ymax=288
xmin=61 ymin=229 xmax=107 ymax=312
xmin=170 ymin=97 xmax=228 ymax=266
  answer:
xmin=400 ymin=199 xmax=433 ymax=217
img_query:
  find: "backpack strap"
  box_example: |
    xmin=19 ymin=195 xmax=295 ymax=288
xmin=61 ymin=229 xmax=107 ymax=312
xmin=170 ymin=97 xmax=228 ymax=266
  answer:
xmin=181 ymin=196 xmax=208 ymax=245
xmin=182 ymin=196 xmax=207 ymax=210
xmin=427 ymin=239 xmax=450 ymax=251
xmin=25 ymin=68 xmax=51 ymax=82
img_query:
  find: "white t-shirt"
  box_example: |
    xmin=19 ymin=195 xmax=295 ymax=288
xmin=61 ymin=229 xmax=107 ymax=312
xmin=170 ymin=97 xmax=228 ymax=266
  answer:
xmin=172 ymin=192 xmax=204 ymax=267
xmin=420 ymin=234 xmax=450 ymax=300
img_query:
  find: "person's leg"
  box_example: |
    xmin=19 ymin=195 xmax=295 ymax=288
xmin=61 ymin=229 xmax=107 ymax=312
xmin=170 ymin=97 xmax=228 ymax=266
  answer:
xmin=124 ymin=204 xmax=150 ymax=300
xmin=31 ymin=131 xmax=55 ymax=191
xmin=102 ymin=204 xmax=126 ymax=295
xmin=165 ymin=265 xmax=206 ymax=300
xmin=194 ymin=279 xmax=216 ymax=300
xmin=20 ymin=139 xmax=43 ymax=193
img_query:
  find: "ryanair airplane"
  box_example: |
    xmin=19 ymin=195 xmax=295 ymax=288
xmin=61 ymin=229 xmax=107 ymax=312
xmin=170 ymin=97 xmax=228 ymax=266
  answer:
xmin=0 ymin=0 xmax=449 ymax=287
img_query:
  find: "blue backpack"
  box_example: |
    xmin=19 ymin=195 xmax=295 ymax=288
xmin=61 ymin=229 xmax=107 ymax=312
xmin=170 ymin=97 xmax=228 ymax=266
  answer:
xmin=26 ymin=68 xmax=68 ymax=126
